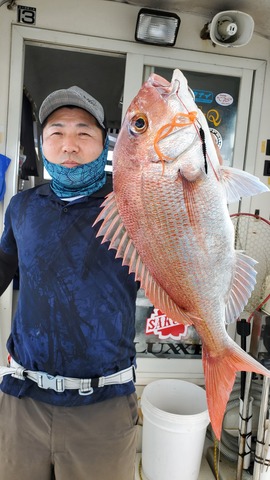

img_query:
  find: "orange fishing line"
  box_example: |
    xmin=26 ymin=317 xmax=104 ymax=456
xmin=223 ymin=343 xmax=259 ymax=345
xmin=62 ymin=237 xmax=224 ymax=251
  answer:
xmin=154 ymin=111 xmax=197 ymax=173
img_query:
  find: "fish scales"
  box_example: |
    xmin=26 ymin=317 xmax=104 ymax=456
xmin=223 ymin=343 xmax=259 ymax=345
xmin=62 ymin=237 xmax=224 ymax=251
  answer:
xmin=133 ymin=169 xmax=232 ymax=318
xmin=94 ymin=69 xmax=270 ymax=439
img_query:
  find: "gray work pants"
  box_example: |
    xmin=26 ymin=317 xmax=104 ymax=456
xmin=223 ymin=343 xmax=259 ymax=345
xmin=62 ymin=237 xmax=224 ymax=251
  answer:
xmin=0 ymin=391 xmax=138 ymax=479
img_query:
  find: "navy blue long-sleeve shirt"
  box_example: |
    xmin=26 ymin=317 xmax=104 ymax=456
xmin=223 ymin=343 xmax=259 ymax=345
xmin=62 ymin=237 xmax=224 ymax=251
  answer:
xmin=0 ymin=180 xmax=138 ymax=406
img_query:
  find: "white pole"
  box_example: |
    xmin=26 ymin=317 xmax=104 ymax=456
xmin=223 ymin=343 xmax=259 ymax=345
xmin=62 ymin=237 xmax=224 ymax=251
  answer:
xmin=253 ymin=377 xmax=270 ymax=480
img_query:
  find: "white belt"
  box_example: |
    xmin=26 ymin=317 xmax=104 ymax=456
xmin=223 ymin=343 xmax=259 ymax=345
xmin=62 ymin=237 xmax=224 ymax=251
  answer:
xmin=0 ymin=358 xmax=135 ymax=396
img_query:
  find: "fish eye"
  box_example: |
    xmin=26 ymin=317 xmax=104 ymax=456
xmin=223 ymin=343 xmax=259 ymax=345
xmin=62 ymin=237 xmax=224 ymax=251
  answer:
xmin=130 ymin=113 xmax=148 ymax=135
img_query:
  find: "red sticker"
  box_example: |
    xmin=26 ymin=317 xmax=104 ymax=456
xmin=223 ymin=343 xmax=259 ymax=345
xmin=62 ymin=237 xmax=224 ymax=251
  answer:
xmin=145 ymin=308 xmax=188 ymax=340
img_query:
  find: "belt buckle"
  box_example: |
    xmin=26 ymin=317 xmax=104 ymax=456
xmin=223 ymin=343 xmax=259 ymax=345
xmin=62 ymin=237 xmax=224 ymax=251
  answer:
xmin=37 ymin=372 xmax=65 ymax=392
xmin=79 ymin=378 xmax=94 ymax=396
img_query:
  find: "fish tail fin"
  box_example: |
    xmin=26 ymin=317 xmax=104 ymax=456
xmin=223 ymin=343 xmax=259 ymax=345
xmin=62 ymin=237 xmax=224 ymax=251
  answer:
xmin=203 ymin=341 xmax=270 ymax=440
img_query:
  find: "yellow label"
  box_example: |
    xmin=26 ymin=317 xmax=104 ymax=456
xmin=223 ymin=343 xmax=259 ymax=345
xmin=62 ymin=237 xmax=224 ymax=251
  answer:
xmin=261 ymin=141 xmax=266 ymax=153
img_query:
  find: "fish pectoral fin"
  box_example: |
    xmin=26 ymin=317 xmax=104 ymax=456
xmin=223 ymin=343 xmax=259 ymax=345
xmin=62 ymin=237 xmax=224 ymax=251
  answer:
xmin=220 ymin=166 xmax=269 ymax=204
xmin=94 ymin=191 xmax=194 ymax=327
xmin=225 ymin=251 xmax=257 ymax=324
xmin=203 ymin=340 xmax=270 ymax=440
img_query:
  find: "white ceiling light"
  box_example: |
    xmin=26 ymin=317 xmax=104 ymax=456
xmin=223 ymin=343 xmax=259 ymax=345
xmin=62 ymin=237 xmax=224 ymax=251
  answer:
xmin=135 ymin=8 xmax=181 ymax=47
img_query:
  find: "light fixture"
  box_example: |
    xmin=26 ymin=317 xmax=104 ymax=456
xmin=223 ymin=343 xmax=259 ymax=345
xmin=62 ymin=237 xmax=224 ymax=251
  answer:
xmin=135 ymin=8 xmax=180 ymax=47
xmin=200 ymin=10 xmax=254 ymax=48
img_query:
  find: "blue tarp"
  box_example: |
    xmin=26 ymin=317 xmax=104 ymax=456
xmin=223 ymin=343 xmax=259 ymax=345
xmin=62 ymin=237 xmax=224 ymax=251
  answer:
xmin=0 ymin=154 xmax=11 ymax=201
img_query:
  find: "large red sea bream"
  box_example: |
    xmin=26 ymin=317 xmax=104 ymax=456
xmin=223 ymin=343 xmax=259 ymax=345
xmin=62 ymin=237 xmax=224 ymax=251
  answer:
xmin=94 ymin=69 xmax=270 ymax=439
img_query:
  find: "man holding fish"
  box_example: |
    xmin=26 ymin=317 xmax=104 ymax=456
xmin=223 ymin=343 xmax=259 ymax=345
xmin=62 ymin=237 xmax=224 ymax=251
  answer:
xmin=0 ymin=69 xmax=269 ymax=479
xmin=0 ymin=86 xmax=138 ymax=479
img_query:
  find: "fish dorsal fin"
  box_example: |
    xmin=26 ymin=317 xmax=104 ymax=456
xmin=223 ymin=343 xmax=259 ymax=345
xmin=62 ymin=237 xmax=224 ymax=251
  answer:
xmin=225 ymin=251 xmax=257 ymax=324
xmin=220 ymin=166 xmax=269 ymax=204
xmin=94 ymin=192 xmax=195 ymax=326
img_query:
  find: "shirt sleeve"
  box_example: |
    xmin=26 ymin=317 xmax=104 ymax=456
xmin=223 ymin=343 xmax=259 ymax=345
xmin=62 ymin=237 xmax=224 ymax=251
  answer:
xmin=0 ymin=201 xmax=19 ymax=295
xmin=0 ymin=248 xmax=18 ymax=295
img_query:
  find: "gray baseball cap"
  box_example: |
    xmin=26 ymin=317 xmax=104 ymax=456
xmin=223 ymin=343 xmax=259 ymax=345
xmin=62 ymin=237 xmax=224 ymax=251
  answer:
xmin=39 ymin=86 xmax=105 ymax=128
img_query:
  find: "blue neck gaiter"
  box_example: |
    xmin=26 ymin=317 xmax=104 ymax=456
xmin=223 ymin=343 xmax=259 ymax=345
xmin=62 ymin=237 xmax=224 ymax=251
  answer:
xmin=42 ymin=136 xmax=109 ymax=198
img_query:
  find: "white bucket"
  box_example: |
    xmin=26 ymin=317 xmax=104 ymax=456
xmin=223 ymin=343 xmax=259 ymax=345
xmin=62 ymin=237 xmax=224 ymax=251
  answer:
xmin=141 ymin=379 xmax=210 ymax=480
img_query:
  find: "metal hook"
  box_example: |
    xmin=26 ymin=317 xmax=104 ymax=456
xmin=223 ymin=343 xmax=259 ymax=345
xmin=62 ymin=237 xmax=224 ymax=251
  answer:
xmin=0 ymin=0 xmax=16 ymax=9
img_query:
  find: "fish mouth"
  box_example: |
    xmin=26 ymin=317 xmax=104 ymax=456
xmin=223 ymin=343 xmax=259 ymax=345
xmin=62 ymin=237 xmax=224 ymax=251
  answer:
xmin=149 ymin=69 xmax=195 ymax=106
xmin=169 ymin=74 xmax=182 ymax=100
xmin=148 ymin=74 xmax=180 ymax=104
xmin=170 ymin=69 xmax=196 ymax=103
xmin=146 ymin=69 xmax=202 ymax=171
xmin=149 ymin=73 xmax=171 ymax=96
xmin=150 ymin=70 xmax=199 ymax=166
xmin=149 ymin=69 xmax=198 ymax=166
